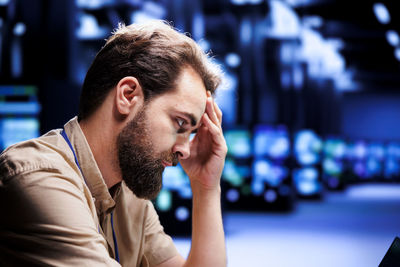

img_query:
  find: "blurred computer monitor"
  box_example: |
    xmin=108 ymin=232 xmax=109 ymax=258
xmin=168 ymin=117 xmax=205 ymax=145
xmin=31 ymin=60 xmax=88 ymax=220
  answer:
xmin=294 ymin=129 xmax=322 ymax=165
xmin=225 ymin=128 xmax=252 ymax=159
xmin=253 ymin=124 xmax=290 ymax=160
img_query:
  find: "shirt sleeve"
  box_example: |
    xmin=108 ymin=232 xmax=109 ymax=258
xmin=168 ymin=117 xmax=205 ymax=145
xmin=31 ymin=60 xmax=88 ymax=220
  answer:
xmin=142 ymin=201 xmax=179 ymax=266
xmin=0 ymin=168 xmax=121 ymax=267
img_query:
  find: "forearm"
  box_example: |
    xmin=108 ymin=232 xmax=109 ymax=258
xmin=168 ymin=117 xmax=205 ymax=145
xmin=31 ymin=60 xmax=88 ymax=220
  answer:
xmin=184 ymin=181 xmax=226 ymax=267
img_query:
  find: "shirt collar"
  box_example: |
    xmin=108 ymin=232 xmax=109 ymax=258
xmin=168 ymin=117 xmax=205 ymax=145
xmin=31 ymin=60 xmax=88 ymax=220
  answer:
xmin=63 ymin=116 xmax=117 ymax=215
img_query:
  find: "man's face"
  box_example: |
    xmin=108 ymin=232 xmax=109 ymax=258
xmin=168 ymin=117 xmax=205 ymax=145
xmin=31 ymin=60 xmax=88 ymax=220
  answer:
xmin=117 ymin=67 xmax=207 ymax=199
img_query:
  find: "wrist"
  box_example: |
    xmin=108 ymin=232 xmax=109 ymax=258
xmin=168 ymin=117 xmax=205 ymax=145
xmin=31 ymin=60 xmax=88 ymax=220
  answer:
xmin=190 ymin=180 xmax=221 ymax=196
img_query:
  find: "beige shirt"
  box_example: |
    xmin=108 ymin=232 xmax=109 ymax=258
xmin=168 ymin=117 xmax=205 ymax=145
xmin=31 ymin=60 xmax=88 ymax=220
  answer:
xmin=0 ymin=117 xmax=178 ymax=266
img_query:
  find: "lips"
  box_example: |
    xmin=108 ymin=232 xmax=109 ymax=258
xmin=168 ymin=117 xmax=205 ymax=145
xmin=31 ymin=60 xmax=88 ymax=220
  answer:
xmin=161 ymin=153 xmax=179 ymax=168
xmin=162 ymin=160 xmax=173 ymax=168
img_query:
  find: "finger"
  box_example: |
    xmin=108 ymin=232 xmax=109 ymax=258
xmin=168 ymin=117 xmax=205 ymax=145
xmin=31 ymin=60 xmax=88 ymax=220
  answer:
xmin=206 ymin=97 xmax=220 ymax=127
xmin=202 ymin=113 xmax=223 ymax=139
xmin=213 ymin=100 xmax=223 ymax=125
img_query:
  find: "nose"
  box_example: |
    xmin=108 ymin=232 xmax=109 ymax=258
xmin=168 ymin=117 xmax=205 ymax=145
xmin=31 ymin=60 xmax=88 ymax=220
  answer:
xmin=172 ymin=136 xmax=191 ymax=160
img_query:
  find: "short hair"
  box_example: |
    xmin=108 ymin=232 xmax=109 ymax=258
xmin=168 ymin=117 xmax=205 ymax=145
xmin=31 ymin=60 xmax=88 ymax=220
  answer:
xmin=78 ymin=20 xmax=221 ymax=121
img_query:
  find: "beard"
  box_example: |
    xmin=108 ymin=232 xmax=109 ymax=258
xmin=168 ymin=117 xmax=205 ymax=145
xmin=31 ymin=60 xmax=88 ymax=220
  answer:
xmin=116 ymin=108 xmax=178 ymax=200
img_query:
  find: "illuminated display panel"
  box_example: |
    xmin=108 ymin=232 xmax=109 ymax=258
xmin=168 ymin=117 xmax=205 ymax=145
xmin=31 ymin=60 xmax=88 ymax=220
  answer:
xmin=293 ymin=129 xmax=323 ymax=197
xmin=294 ymin=129 xmax=322 ymax=166
xmin=322 ymin=137 xmax=347 ymax=190
xmin=293 ymin=167 xmax=321 ymax=196
xmin=385 ymin=143 xmax=400 ymax=179
xmin=0 ymin=86 xmax=41 ymax=151
xmin=253 ymin=124 xmax=290 ymax=160
xmin=225 ymin=128 xmax=252 ymax=159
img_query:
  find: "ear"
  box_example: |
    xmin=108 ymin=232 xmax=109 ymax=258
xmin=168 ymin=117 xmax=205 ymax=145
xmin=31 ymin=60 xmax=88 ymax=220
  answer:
xmin=115 ymin=76 xmax=144 ymax=116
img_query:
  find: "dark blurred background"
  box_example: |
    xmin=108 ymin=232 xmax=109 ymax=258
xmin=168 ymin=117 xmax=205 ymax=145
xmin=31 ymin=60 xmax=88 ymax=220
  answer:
xmin=1 ymin=0 xmax=400 ymax=266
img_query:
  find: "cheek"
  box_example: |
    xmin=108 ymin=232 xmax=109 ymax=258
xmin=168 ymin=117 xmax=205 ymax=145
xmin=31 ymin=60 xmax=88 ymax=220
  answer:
xmin=148 ymin=121 xmax=177 ymax=153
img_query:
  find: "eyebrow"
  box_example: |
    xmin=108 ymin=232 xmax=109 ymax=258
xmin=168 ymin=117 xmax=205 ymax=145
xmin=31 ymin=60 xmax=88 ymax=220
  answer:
xmin=180 ymin=112 xmax=198 ymax=127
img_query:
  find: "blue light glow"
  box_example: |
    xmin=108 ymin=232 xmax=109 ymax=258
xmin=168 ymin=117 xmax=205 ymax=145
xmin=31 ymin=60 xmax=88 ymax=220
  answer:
xmin=192 ymin=12 xmax=205 ymax=40
xmin=0 ymin=102 xmax=41 ymax=115
xmin=324 ymin=138 xmax=346 ymax=159
xmin=387 ymin=143 xmax=400 ymax=158
xmin=231 ymin=0 xmax=246 ymax=5
xmin=385 ymin=158 xmax=400 ymax=179
xmin=251 ymin=181 xmax=265 ymax=195
xmin=223 ymin=159 xmax=247 ymax=186
xmin=11 ymin=39 xmax=22 ymax=78
xmin=142 ymin=2 xmax=166 ymax=19
xmin=268 ymin=0 xmax=300 ymax=39
xmin=240 ymin=19 xmax=252 ymax=45
xmin=76 ymin=0 xmax=114 ymax=9
xmin=264 ymin=189 xmax=278 ymax=203
xmin=354 ymin=142 xmax=368 ymax=160
xmin=226 ymin=188 xmax=240 ymax=202
xmin=162 ymin=165 xmax=192 ymax=199
xmin=334 ymin=71 xmax=359 ymax=92
xmin=231 ymin=0 xmax=263 ymax=4
xmin=214 ymin=71 xmax=238 ymax=125
xmin=323 ymin=158 xmax=343 ymax=176
xmin=197 ymin=39 xmax=210 ymax=52
xmin=156 ymin=190 xmax=172 ymax=212
xmin=280 ymin=43 xmax=294 ymax=64
xmin=285 ymin=0 xmax=313 ymax=7
xmin=386 ymin=30 xmax=399 ymax=46
xmin=353 ymin=161 xmax=367 ymax=178
xmin=225 ymin=53 xmax=241 ymax=68
xmin=0 ymin=118 xmax=40 ymax=149
xmin=175 ymin=206 xmax=190 ymax=221
xmin=368 ymin=143 xmax=385 ymax=160
xmin=254 ymin=159 xmax=271 ymax=177
xmin=225 ymin=129 xmax=252 ymax=158
xmin=366 ymin=158 xmax=382 ymax=177
xmin=178 ymin=186 xmax=192 ymax=199
xmin=253 ymin=159 xmax=288 ymax=187
xmin=76 ymin=13 xmax=108 ymax=39
xmin=293 ymin=167 xmax=321 ymax=195
xmin=131 ymin=11 xmax=156 ymax=24
xmin=302 ymin=15 xmax=323 ymax=28
xmin=293 ymin=65 xmax=304 ymax=89
xmin=373 ymin=3 xmax=390 ymax=24
xmin=280 ymin=70 xmax=291 ymax=89
xmin=295 ymin=130 xmax=322 ymax=165
xmin=394 ymin=48 xmax=400 ymax=61
xmin=346 ymin=141 xmax=368 ymax=160
xmin=254 ymin=125 xmax=290 ymax=159
xmin=299 ymin=28 xmax=346 ymax=81
xmin=13 ymin=22 xmax=26 ymax=36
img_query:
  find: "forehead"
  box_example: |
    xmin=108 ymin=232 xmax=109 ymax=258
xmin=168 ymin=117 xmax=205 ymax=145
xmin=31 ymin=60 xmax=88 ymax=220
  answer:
xmin=148 ymin=67 xmax=207 ymax=123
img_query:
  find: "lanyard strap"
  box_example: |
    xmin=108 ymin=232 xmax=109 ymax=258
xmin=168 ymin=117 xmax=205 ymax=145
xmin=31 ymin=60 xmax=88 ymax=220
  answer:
xmin=61 ymin=130 xmax=86 ymax=181
xmin=60 ymin=129 xmax=120 ymax=263
xmin=111 ymin=211 xmax=120 ymax=263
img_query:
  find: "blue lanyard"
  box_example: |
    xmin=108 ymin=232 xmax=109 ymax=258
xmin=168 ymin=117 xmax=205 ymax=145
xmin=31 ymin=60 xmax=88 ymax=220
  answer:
xmin=61 ymin=129 xmax=120 ymax=263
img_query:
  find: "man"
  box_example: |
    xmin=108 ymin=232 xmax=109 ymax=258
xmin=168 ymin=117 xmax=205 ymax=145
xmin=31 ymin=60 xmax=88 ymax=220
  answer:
xmin=0 ymin=20 xmax=227 ymax=266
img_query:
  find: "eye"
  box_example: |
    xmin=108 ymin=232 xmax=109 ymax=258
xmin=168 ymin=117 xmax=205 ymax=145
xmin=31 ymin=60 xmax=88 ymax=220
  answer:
xmin=177 ymin=118 xmax=186 ymax=127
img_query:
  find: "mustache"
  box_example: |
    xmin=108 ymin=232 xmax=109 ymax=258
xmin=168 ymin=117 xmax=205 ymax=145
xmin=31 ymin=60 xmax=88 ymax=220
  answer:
xmin=162 ymin=152 xmax=179 ymax=166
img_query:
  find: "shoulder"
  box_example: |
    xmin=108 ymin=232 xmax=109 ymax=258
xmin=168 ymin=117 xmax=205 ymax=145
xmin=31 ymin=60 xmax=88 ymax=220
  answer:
xmin=0 ymin=129 xmax=81 ymax=186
